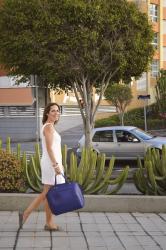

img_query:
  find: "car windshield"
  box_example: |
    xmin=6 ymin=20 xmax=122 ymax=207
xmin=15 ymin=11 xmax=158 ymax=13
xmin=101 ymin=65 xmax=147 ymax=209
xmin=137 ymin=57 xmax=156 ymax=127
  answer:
xmin=132 ymin=128 xmax=153 ymax=140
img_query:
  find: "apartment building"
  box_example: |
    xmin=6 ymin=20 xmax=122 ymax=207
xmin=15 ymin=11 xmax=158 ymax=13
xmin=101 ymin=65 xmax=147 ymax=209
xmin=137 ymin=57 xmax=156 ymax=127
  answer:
xmin=129 ymin=0 xmax=166 ymax=109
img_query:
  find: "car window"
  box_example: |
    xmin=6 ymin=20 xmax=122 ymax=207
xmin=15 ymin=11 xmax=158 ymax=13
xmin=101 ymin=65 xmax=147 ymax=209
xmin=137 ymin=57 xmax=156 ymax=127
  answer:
xmin=132 ymin=128 xmax=153 ymax=140
xmin=116 ymin=130 xmax=139 ymax=143
xmin=92 ymin=130 xmax=113 ymax=142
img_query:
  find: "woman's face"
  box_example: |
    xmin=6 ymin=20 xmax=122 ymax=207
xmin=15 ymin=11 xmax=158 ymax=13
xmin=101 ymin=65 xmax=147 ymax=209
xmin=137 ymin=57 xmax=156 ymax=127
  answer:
xmin=47 ymin=105 xmax=60 ymax=123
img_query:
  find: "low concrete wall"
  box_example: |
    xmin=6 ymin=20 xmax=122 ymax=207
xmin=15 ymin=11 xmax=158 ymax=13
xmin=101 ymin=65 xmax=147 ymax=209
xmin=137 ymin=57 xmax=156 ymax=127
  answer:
xmin=0 ymin=194 xmax=166 ymax=212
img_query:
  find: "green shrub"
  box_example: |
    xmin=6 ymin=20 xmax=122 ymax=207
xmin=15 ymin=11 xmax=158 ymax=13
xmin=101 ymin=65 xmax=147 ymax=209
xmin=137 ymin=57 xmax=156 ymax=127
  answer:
xmin=0 ymin=150 xmax=27 ymax=192
xmin=95 ymin=105 xmax=166 ymax=129
xmin=95 ymin=115 xmax=119 ymax=127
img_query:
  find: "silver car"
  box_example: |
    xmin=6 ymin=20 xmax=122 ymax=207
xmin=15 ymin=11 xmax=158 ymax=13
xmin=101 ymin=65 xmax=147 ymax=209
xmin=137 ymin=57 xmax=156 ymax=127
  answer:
xmin=77 ymin=126 xmax=166 ymax=160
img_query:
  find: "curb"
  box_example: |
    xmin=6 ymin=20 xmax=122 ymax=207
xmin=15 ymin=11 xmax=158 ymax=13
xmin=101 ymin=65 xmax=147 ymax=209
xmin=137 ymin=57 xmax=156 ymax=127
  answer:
xmin=0 ymin=194 xmax=166 ymax=212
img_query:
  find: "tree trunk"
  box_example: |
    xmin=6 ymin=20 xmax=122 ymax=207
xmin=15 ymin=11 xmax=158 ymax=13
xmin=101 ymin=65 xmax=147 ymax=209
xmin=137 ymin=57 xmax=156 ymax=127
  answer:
xmin=73 ymin=72 xmax=118 ymax=148
xmin=121 ymin=112 xmax=124 ymax=126
xmin=72 ymin=79 xmax=94 ymax=148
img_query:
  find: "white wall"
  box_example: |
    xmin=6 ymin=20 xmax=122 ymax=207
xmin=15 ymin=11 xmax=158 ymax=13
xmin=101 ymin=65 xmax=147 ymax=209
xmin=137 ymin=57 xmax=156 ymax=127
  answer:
xmin=163 ymin=0 xmax=166 ymax=7
xmin=0 ymin=76 xmax=28 ymax=88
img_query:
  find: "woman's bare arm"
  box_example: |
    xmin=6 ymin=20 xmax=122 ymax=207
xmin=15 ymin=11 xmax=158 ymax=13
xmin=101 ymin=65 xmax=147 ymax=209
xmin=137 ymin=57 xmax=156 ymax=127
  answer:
xmin=43 ymin=124 xmax=61 ymax=174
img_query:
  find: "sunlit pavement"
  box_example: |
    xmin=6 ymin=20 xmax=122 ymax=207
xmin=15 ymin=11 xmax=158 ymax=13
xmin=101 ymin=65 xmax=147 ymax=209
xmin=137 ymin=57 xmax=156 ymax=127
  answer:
xmin=0 ymin=211 xmax=166 ymax=250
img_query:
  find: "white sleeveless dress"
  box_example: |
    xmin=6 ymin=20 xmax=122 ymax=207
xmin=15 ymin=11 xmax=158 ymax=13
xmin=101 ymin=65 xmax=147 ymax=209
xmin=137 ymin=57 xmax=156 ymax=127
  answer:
xmin=40 ymin=123 xmax=65 ymax=185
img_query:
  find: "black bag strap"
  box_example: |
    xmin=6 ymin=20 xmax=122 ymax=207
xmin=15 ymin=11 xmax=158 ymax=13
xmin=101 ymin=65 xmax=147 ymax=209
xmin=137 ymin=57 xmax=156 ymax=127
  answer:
xmin=55 ymin=173 xmax=68 ymax=185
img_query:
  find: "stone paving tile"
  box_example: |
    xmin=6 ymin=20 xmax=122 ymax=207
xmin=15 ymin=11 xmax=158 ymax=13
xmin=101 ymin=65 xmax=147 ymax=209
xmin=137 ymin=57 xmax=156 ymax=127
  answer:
xmin=100 ymin=231 xmax=116 ymax=237
xmin=106 ymin=213 xmax=124 ymax=223
xmin=89 ymin=247 xmax=108 ymax=250
xmin=102 ymin=235 xmax=124 ymax=249
xmin=119 ymin=213 xmax=138 ymax=223
xmin=131 ymin=232 xmax=149 ymax=236
xmin=148 ymin=231 xmax=166 ymax=236
xmin=52 ymin=236 xmax=81 ymax=249
xmin=34 ymin=237 xmax=51 ymax=248
xmin=135 ymin=235 xmax=158 ymax=246
xmin=134 ymin=217 xmax=159 ymax=231
xmin=0 ymin=236 xmax=16 ymax=248
xmin=82 ymin=223 xmax=113 ymax=232
xmin=79 ymin=212 xmax=96 ymax=224
xmin=0 ymin=231 xmax=17 ymax=237
xmin=97 ymin=223 xmax=114 ymax=232
xmin=0 ymin=248 xmax=13 ymax=250
xmin=66 ymin=223 xmax=82 ymax=232
xmin=142 ymin=246 xmax=162 ymax=250
xmin=153 ymin=235 xmax=166 ymax=249
xmin=126 ymin=223 xmax=144 ymax=232
xmin=122 ymin=247 xmax=144 ymax=250
xmin=86 ymin=236 xmax=106 ymax=247
xmin=160 ymin=213 xmax=166 ymax=221
xmin=84 ymin=231 xmax=101 ymax=237
xmin=1 ymin=211 xmax=166 ymax=249
xmin=106 ymin=247 xmax=125 ymax=250
xmin=111 ymin=223 xmax=130 ymax=232
xmin=16 ymin=236 xmax=36 ymax=248
xmin=118 ymin=235 xmax=140 ymax=247
xmin=33 ymin=248 xmax=51 ymax=250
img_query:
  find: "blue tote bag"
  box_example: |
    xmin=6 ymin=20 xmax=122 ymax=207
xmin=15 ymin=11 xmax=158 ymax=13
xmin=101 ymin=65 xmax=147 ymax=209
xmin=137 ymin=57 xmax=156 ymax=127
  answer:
xmin=46 ymin=175 xmax=85 ymax=215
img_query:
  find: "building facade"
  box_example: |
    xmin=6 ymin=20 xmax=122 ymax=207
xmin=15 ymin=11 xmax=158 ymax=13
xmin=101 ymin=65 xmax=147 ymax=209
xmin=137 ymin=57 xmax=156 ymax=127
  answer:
xmin=129 ymin=0 xmax=166 ymax=109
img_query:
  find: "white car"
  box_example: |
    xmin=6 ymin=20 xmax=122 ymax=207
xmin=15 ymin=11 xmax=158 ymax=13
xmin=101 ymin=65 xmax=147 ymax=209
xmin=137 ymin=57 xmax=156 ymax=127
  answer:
xmin=77 ymin=126 xmax=166 ymax=160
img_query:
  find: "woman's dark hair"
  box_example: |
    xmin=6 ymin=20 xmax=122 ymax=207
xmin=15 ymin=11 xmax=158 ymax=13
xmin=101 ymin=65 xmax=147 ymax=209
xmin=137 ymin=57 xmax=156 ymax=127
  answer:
xmin=42 ymin=102 xmax=60 ymax=124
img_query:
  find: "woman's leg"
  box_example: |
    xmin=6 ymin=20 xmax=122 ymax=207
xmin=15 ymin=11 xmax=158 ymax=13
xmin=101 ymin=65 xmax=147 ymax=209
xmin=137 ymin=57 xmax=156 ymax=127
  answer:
xmin=44 ymin=199 xmax=52 ymax=225
xmin=44 ymin=200 xmax=59 ymax=228
xmin=23 ymin=184 xmax=50 ymax=223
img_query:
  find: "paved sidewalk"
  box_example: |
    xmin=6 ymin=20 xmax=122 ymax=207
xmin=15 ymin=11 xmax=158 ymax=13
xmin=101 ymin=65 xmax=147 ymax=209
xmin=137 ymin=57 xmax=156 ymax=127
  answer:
xmin=0 ymin=211 xmax=166 ymax=250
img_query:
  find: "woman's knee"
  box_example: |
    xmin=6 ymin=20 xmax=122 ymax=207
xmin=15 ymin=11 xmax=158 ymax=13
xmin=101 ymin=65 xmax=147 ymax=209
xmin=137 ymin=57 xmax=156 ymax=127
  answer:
xmin=41 ymin=185 xmax=51 ymax=199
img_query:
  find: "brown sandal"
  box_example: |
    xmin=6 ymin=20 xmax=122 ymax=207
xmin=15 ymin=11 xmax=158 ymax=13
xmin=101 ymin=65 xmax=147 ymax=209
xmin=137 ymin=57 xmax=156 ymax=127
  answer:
xmin=44 ymin=224 xmax=61 ymax=231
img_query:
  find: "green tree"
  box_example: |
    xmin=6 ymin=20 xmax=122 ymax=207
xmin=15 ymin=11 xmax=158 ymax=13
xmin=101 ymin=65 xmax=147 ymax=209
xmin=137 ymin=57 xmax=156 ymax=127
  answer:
xmin=0 ymin=0 xmax=154 ymax=146
xmin=104 ymin=84 xmax=133 ymax=125
xmin=155 ymin=69 xmax=166 ymax=119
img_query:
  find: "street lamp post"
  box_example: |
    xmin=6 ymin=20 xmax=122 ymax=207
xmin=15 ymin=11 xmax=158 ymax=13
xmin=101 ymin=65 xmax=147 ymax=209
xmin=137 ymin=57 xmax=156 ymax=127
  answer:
xmin=137 ymin=95 xmax=151 ymax=132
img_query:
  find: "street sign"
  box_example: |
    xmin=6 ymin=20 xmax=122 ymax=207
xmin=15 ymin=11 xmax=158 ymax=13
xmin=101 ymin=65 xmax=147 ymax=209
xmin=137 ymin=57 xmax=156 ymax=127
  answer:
xmin=137 ymin=95 xmax=151 ymax=100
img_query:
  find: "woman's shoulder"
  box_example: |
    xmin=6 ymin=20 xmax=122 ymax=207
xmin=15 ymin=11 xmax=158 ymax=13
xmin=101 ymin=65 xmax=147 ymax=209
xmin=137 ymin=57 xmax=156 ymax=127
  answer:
xmin=42 ymin=123 xmax=54 ymax=133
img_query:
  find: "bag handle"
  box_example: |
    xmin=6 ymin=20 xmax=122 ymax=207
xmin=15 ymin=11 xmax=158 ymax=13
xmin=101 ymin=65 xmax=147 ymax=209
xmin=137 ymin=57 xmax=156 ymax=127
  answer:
xmin=55 ymin=173 xmax=69 ymax=185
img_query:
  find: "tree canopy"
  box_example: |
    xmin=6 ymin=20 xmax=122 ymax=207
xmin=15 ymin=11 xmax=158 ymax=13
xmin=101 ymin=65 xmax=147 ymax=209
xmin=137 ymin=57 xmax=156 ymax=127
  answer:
xmin=104 ymin=83 xmax=133 ymax=125
xmin=0 ymin=0 xmax=154 ymax=145
xmin=155 ymin=69 xmax=166 ymax=119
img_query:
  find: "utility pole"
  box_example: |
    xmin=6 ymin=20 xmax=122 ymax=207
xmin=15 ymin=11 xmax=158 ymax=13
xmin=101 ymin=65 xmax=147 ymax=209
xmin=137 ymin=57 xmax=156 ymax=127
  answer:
xmin=31 ymin=75 xmax=39 ymax=142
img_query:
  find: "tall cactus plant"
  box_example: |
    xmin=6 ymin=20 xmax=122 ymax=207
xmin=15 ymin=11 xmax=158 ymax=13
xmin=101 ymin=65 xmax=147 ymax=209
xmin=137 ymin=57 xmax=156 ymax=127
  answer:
xmin=25 ymin=145 xmax=129 ymax=194
xmin=134 ymin=145 xmax=166 ymax=195
xmin=25 ymin=144 xmax=42 ymax=192
xmin=67 ymin=147 xmax=129 ymax=194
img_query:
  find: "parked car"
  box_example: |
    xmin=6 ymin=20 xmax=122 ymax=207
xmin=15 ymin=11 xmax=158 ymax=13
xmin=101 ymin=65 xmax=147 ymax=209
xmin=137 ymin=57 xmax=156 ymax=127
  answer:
xmin=77 ymin=126 xmax=166 ymax=160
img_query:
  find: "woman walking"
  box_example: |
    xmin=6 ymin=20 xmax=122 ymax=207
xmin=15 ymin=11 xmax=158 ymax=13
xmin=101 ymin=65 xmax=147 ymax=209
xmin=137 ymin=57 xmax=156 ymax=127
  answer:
xmin=19 ymin=102 xmax=65 ymax=231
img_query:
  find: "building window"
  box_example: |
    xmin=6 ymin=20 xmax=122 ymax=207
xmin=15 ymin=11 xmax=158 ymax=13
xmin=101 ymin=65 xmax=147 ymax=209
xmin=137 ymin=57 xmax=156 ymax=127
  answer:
xmin=151 ymin=60 xmax=159 ymax=78
xmin=150 ymin=4 xmax=158 ymax=22
xmin=163 ymin=48 xmax=166 ymax=61
xmin=164 ymin=0 xmax=166 ymax=7
xmin=137 ymin=73 xmax=147 ymax=90
xmin=152 ymin=33 xmax=158 ymax=49
xmin=163 ymin=20 xmax=166 ymax=34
